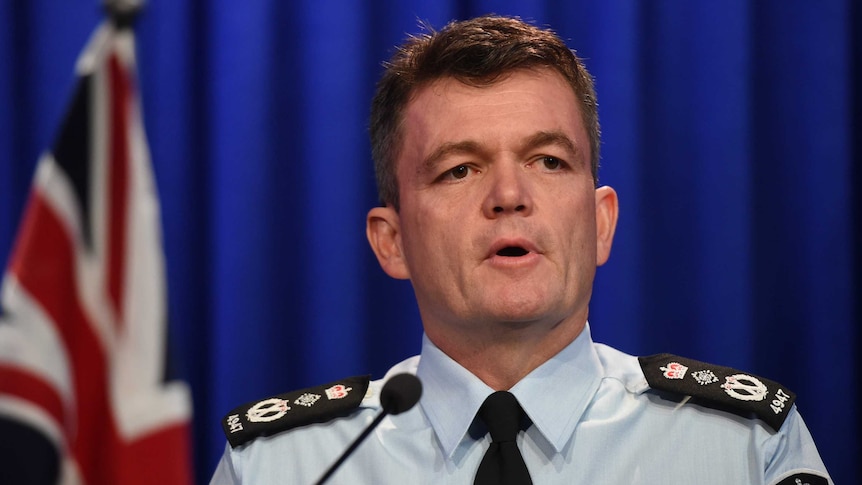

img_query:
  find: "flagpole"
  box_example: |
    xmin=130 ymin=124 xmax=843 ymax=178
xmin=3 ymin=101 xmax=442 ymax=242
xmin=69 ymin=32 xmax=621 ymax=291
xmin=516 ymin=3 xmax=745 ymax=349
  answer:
xmin=102 ymin=0 xmax=145 ymax=29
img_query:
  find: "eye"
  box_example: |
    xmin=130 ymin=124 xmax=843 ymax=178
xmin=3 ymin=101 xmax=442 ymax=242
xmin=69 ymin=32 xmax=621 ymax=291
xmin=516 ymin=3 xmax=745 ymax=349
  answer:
xmin=445 ymin=165 xmax=471 ymax=180
xmin=541 ymin=156 xmax=562 ymax=170
xmin=434 ymin=164 xmax=477 ymax=183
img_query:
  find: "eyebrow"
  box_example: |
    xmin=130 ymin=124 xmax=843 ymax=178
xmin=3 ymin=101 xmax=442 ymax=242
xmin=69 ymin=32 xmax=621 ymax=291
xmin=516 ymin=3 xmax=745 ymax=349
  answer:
xmin=520 ymin=130 xmax=579 ymax=159
xmin=418 ymin=130 xmax=582 ymax=175
xmin=419 ymin=140 xmax=485 ymax=175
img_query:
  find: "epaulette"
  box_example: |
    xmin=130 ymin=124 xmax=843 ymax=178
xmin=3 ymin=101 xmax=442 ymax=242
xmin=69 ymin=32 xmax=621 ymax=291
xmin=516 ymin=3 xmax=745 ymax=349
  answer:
xmin=638 ymin=354 xmax=796 ymax=431
xmin=221 ymin=375 xmax=370 ymax=448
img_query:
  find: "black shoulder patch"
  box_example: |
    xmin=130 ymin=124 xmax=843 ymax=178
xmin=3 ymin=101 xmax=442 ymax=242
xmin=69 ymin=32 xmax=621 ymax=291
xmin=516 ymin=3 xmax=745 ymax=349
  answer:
xmin=221 ymin=375 xmax=370 ymax=448
xmin=639 ymin=353 xmax=796 ymax=431
xmin=773 ymin=472 xmax=829 ymax=485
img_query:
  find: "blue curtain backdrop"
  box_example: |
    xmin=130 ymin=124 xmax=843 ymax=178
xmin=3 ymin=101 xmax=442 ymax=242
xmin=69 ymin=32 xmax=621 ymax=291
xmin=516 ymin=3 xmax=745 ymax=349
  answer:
xmin=0 ymin=1 xmax=858 ymax=483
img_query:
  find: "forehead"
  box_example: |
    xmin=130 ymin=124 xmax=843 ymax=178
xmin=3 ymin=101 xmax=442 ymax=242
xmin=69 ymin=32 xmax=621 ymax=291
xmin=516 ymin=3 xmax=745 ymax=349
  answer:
xmin=399 ymin=69 xmax=587 ymax=168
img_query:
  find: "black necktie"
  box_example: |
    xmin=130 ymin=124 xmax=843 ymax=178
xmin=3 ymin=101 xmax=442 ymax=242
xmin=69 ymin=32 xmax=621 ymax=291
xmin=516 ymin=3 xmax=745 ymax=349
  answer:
xmin=473 ymin=391 xmax=533 ymax=485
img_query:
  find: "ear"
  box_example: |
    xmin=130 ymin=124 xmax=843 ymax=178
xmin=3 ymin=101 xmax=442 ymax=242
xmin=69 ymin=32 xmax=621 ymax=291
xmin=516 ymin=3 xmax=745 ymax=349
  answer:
xmin=366 ymin=206 xmax=411 ymax=280
xmin=594 ymin=185 xmax=619 ymax=266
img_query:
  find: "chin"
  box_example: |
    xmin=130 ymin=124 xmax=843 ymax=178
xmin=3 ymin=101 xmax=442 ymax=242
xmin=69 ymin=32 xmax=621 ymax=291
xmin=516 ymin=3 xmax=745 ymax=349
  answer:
xmin=489 ymin=286 xmax=556 ymax=314
xmin=482 ymin=301 xmax=554 ymax=325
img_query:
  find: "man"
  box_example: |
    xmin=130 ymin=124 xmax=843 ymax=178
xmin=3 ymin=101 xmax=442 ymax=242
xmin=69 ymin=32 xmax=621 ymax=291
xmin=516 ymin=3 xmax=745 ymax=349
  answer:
xmin=210 ymin=15 xmax=830 ymax=484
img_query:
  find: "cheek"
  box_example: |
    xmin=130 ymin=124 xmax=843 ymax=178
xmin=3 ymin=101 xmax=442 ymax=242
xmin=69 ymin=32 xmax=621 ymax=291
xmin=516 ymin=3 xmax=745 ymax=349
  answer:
xmin=403 ymin=191 xmax=469 ymax=236
xmin=399 ymin=209 xmax=452 ymax=265
xmin=557 ymin=197 xmax=597 ymax=251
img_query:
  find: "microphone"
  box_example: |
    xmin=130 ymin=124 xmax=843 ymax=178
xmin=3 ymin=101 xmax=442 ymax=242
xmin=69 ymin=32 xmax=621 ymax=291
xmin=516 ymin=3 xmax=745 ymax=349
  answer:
xmin=379 ymin=373 xmax=423 ymax=414
xmin=313 ymin=373 xmax=422 ymax=485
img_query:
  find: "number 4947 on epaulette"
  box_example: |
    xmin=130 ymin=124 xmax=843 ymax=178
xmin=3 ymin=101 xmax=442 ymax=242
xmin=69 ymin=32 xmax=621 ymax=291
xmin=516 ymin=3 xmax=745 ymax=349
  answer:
xmin=771 ymin=388 xmax=791 ymax=415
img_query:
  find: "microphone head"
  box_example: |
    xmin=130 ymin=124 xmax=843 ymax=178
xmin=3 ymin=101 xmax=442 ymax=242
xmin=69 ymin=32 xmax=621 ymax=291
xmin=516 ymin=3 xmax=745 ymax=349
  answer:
xmin=379 ymin=373 xmax=422 ymax=415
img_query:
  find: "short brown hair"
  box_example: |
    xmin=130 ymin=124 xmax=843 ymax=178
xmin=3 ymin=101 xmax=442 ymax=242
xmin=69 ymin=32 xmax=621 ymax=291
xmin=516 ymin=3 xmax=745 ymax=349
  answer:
xmin=369 ymin=15 xmax=600 ymax=209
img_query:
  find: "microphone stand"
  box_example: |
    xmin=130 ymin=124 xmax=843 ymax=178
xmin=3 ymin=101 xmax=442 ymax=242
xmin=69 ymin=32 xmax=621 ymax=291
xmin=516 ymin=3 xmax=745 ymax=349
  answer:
xmin=313 ymin=411 xmax=389 ymax=485
xmin=312 ymin=373 xmax=422 ymax=485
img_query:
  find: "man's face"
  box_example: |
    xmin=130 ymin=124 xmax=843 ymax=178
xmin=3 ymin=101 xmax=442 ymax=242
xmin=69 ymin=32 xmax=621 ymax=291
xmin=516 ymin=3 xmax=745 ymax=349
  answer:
xmin=368 ymin=68 xmax=617 ymax=337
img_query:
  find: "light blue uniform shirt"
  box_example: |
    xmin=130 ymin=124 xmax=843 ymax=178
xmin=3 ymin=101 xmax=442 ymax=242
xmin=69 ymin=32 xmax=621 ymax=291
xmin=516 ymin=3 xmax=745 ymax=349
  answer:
xmin=210 ymin=324 xmax=831 ymax=484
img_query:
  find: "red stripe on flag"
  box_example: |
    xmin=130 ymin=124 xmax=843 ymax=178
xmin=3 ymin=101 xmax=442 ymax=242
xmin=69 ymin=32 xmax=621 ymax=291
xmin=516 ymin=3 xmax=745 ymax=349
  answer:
xmin=118 ymin=423 xmax=195 ymax=485
xmin=9 ymin=190 xmax=114 ymax=484
xmin=106 ymin=53 xmax=130 ymax=327
xmin=10 ymin=98 xmax=194 ymax=485
xmin=0 ymin=364 xmax=66 ymax=432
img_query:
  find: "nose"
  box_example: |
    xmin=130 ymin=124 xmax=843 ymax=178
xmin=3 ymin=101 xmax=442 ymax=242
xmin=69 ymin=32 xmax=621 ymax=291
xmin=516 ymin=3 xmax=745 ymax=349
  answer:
xmin=482 ymin=163 xmax=533 ymax=218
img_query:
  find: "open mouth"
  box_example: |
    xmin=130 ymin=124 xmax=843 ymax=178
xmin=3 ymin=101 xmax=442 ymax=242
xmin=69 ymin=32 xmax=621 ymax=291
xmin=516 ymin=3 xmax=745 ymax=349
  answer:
xmin=496 ymin=246 xmax=529 ymax=257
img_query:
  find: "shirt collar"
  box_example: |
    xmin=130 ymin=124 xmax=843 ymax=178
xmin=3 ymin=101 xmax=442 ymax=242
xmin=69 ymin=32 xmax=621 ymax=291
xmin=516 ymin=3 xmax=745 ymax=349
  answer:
xmin=416 ymin=323 xmax=603 ymax=458
xmin=510 ymin=323 xmax=603 ymax=452
xmin=416 ymin=334 xmax=494 ymax=458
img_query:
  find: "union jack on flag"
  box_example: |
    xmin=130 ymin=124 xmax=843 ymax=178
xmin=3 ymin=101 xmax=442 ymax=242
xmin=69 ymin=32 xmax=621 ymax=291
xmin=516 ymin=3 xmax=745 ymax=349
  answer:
xmin=0 ymin=18 xmax=193 ymax=485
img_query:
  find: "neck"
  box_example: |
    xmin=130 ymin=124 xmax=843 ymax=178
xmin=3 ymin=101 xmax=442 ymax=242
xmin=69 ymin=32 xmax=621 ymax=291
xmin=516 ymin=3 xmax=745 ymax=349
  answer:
xmin=425 ymin=316 xmax=586 ymax=391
